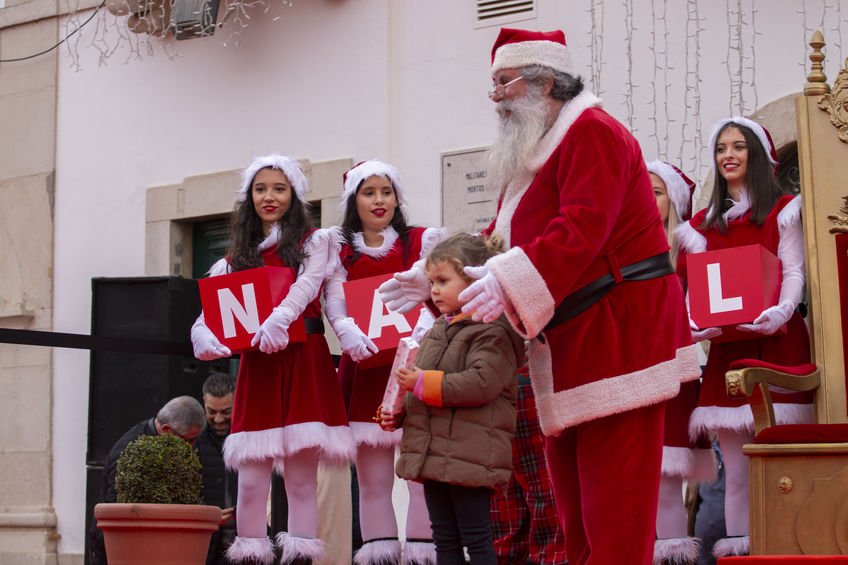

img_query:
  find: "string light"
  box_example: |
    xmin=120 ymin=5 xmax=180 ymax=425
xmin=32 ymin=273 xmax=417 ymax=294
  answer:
xmin=623 ymin=0 xmax=635 ymax=131
xmin=51 ymin=0 xmax=293 ymax=66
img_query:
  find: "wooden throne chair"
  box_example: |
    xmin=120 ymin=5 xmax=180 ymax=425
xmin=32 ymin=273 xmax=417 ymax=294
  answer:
xmin=723 ymin=31 xmax=848 ymax=556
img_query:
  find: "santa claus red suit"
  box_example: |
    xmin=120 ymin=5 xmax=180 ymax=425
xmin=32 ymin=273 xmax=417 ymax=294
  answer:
xmin=475 ymin=29 xmax=701 ymax=565
xmin=324 ymin=160 xmax=442 ymax=565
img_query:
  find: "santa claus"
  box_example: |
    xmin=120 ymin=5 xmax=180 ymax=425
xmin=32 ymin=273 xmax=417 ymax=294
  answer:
xmin=380 ymin=28 xmax=701 ymax=565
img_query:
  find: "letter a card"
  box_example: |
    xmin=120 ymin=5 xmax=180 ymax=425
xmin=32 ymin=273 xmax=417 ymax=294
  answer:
xmin=343 ymin=273 xmax=420 ymax=368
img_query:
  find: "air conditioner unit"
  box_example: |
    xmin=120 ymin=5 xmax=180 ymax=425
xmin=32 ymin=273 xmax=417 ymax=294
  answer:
xmin=172 ymin=0 xmax=219 ymax=40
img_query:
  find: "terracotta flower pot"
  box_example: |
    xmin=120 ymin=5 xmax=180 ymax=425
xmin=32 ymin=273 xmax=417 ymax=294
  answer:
xmin=95 ymin=503 xmax=222 ymax=565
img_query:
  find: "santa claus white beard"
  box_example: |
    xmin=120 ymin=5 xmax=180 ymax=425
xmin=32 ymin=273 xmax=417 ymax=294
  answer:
xmin=487 ymin=89 xmax=550 ymax=193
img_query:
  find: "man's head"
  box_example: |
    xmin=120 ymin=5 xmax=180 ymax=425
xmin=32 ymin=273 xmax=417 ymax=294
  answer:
xmin=487 ymin=28 xmax=585 ymax=191
xmin=201 ymin=372 xmax=236 ymax=438
xmin=154 ymin=396 xmax=206 ymax=445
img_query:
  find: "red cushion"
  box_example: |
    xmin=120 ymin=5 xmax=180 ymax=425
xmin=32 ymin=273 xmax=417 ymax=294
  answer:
xmin=729 ymin=359 xmax=818 ymax=376
xmin=754 ymin=424 xmax=848 ymax=444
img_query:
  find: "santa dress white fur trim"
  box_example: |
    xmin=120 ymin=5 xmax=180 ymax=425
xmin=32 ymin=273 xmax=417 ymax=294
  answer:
xmin=223 ymin=422 xmax=356 ymax=470
xmin=351 ymin=421 xmax=403 ymax=449
xmin=688 ymin=403 xmax=815 ymax=440
xmin=529 ymin=340 xmax=700 ymax=435
xmin=661 ymin=446 xmax=717 ymax=482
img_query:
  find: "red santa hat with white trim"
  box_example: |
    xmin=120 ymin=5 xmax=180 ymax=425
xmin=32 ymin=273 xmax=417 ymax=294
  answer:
xmin=708 ymin=116 xmax=779 ymax=174
xmin=340 ymin=160 xmax=404 ymax=215
xmin=646 ymin=161 xmax=697 ymax=221
xmin=237 ymin=154 xmax=308 ymax=202
xmin=491 ymin=27 xmax=575 ymax=76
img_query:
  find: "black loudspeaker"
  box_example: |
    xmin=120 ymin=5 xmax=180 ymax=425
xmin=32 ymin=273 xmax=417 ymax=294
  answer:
xmin=86 ymin=276 xmax=228 ymax=465
xmin=84 ymin=465 xmax=103 ymax=565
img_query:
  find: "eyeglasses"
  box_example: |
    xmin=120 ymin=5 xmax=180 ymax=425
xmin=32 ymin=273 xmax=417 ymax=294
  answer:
xmin=488 ymin=75 xmax=524 ymax=100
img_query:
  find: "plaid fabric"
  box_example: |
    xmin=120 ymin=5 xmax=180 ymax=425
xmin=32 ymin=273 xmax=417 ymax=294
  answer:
xmin=491 ymin=381 xmax=568 ymax=564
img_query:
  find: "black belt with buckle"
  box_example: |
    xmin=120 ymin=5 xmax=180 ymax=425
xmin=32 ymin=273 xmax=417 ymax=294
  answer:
xmin=543 ymin=252 xmax=674 ymax=332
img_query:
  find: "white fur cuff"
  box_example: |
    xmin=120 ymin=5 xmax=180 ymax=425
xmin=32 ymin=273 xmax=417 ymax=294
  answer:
xmin=488 ymin=247 xmax=555 ymax=339
xmin=654 ymin=536 xmax=701 ymax=564
xmin=353 ymin=538 xmax=402 ymax=565
xmin=226 ymin=536 xmax=275 ymax=564
xmin=275 ymin=532 xmax=327 ymax=562
xmin=712 ymin=535 xmax=749 ymax=558
xmin=403 ymin=540 xmax=437 ymax=565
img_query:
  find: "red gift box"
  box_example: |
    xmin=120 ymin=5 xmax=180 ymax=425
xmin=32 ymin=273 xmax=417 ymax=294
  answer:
xmin=343 ymin=273 xmax=420 ymax=368
xmin=688 ymin=244 xmax=782 ymax=342
xmin=198 ymin=266 xmax=306 ymax=354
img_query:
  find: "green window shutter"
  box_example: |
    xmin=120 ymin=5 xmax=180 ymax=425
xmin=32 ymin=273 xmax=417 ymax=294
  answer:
xmin=193 ymin=219 xmax=230 ymax=278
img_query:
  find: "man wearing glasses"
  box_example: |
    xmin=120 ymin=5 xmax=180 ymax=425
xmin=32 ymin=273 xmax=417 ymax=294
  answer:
xmin=381 ymin=28 xmax=699 ymax=565
xmin=89 ymin=396 xmax=206 ymax=565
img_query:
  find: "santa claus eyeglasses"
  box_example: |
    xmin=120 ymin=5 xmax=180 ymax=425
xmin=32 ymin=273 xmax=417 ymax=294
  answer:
xmin=488 ymin=75 xmax=524 ymax=100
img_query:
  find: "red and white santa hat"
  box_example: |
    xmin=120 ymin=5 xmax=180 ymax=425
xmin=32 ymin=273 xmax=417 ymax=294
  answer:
xmin=708 ymin=116 xmax=779 ymax=172
xmin=237 ymin=154 xmax=308 ymax=202
xmin=340 ymin=160 xmax=404 ymax=215
xmin=646 ymin=160 xmax=697 ymax=221
xmin=491 ymin=28 xmax=574 ymax=76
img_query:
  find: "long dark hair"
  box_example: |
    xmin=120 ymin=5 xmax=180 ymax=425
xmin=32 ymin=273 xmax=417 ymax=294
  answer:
xmin=340 ymin=178 xmax=413 ymax=267
xmin=702 ymin=122 xmax=782 ymax=232
xmin=228 ymin=167 xmax=313 ymax=272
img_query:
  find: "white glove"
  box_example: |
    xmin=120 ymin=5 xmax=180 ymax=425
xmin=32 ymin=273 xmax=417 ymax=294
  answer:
xmin=378 ymin=265 xmax=431 ymax=314
xmin=459 ymin=265 xmax=507 ymax=323
xmin=251 ymin=305 xmax=294 ymax=354
xmin=335 ymin=317 xmax=378 ymax=362
xmin=689 ymin=317 xmax=722 ymax=343
xmin=191 ymin=316 xmax=232 ymax=360
xmin=737 ymin=302 xmax=794 ymax=336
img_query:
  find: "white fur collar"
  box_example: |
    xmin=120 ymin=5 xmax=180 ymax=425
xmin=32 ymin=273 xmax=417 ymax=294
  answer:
xmin=723 ymin=190 xmax=751 ymax=222
xmin=674 ymin=221 xmax=707 ymax=254
xmin=258 ymin=225 xmax=281 ymax=252
xmin=352 ymin=225 xmax=399 ymax=259
xmin=526 ymin=90 xmax=603 ymax=173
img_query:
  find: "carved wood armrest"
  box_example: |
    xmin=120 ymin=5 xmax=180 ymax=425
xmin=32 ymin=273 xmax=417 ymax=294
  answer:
xmin=725 ymin=365 xmax=821 ymax=435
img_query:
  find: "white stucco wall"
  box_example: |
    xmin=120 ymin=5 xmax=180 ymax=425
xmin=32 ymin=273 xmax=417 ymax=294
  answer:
xmin=52 ymin=0 xmax=848 ymax=554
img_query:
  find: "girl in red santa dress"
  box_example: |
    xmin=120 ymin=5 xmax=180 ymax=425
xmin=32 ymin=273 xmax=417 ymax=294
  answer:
xmin=324 ymin=160 xmax=444 ymax=565
xmin=675 ymin=118 xmax=813 ymax=558
xmin=191 ymin=154 xmax=355 ymax=565
xmin=647 ymin=160 xmax=717 ymax=565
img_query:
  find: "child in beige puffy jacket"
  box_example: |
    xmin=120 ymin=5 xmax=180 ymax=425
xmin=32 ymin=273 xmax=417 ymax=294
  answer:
xmin=380 ymin=233 xmax=524 ymax=565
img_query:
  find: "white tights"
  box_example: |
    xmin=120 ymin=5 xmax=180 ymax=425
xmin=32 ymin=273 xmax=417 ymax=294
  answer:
xmin=717 ymin=429 xmax=754 ymax=537
xmin=356 ymin=445 xmax=399 ymax=541
xmin=355 ymin=445 xmax=433 ymax=542
xmin=656 ymin=475 xmax=688 ymax=539
xmin=235 ymin=448 xmax=321 ymax=540
xmin=404 ymin=480 xmax=432 ymax=540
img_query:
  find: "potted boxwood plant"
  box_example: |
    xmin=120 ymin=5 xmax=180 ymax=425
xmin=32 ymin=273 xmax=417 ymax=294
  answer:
xmin=94 ymin=433 xmax=223 ymax=564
